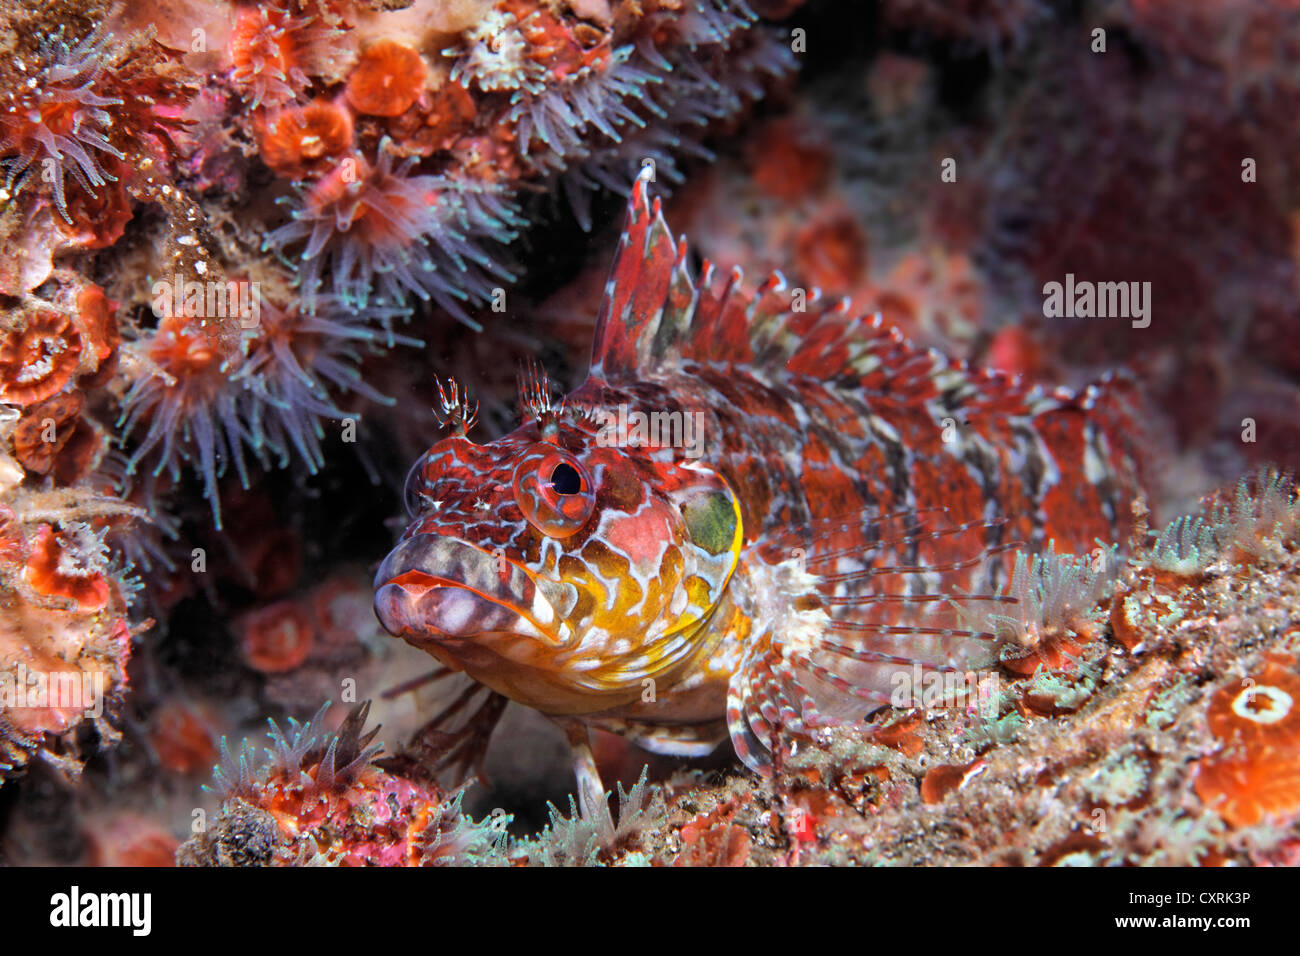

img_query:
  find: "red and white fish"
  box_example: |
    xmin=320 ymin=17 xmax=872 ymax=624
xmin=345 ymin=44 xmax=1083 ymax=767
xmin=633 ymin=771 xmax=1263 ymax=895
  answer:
xmin=373 ymin=168 xmax=1143 ymax=804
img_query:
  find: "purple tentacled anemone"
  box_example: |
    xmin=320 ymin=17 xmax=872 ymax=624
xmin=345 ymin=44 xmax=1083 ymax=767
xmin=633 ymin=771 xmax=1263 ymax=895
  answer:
xmin=263 ymin=142 xmax=523 ymax=331
xmin=542 ymin=4 xmax=797 ymax=231
xmin=228 ymin=0 xmax=352 ymax=110
xmin=0 ymin=22 xmax=125 ymax=224
xmin=508 ymin=45 xmax=666 ymax=172
xmin=119 ymin=287 xmax=416 ymax=528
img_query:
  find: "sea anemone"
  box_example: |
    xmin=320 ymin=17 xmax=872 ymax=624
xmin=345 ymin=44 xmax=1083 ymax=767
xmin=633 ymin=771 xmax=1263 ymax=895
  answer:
xmin=231 ymin=290 xmax=416 ymax=473
xmin=210 ymin=701 xmax=378 ymax=798
xmin=265 ymin=702 xmax=381 ymax=791
xmin=542 ymin=14 xmax=796 ymax=226
xmin=228 ymin=0 xmax=350 ymax=109
xmin=118 ymin=312 xmax=251 ymax=527
xmin=10 ymin=391 xmax=100 ymax=481
xmin=119 ymin=289 xmax=415 ymax=527
xmin=1142 ymin=467 xmax=1299 ymax=575
xmin=1196 ymin=659 xmax=1300 ymax=827
xmin=445 ymin=10 xmax=546 ymax=94
xmin=674 ymin=0 xmax=761 ymax=47
xmin=1208 ymin=467 xmax=1299 ymax=561
xmin=345 ymin=39 xmax=427 ymax=117
xmin=1148 ymin=513 xmax=1220 ymax=577
xmin=263 ymin=145 xmax=519 ymax=328
xmin=1205 ymin=658 xmax=1300 ymax=746
xmin=957 ymin=543 xmax=1117 ymax=674
xmin=0 ymin=23 xmax=125 ymax=225
xmin=23 ymin=521 xmax=112 ymax=611
xmin=654 ymin=12 xmax=796 ymax=126
xmin=189 ymin=701 xmax=511 ymax=866
xmin=521 ymin=767 xmax=661 ymax=867
xmin=509 ymin=45 xmax=665 ymax=172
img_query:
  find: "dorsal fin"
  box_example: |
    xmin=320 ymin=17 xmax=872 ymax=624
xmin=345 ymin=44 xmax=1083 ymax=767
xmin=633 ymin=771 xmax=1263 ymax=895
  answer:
xmin=590 ymin=166 xmax=692 ymax=379
xmin=586 ymin=171 xmax=1095 ymax=431
xmin=586 ymin=170 xmax=1008 ymax=403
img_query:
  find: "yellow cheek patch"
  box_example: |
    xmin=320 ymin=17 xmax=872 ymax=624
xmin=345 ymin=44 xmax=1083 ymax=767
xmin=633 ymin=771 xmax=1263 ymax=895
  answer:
xmin=684 ymin=574 xmax=714 ymax=609
xmin=661 ymin=491 xmax=743 ymax=640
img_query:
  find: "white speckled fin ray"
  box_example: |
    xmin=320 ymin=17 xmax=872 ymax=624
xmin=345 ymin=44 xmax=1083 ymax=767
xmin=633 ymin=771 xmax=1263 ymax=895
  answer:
xmin=726 ymin=507 xmax=1016 ymax=773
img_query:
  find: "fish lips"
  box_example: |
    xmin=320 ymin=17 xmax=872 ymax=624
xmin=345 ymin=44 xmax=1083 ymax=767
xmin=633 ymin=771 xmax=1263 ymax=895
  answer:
xmin=373 ymin=534 xmax=556 ymax=648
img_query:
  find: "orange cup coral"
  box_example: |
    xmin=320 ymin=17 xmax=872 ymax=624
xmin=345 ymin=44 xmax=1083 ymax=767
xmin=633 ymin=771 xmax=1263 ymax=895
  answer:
xmin=24 ymin=523 xmax=112 ymax=612
xmin=238 ymin=601 xmax=316 ymax=674
xmin=0 ymin=311 xmax=83 ymax=405
xmin=345 ymin=40 xmax=426 ymax=118
xmin=256 ymin=99 xmax=354 ymax=179
xmin=1195 ymin=659 xmax=1300 ymax=826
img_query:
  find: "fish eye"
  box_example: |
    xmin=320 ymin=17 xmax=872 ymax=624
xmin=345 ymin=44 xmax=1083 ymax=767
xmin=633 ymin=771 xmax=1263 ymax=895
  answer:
xmin=514 ymin=447 xmax=595 ymax=538
xmin=548 ymin=461 xmax=583 ymax=495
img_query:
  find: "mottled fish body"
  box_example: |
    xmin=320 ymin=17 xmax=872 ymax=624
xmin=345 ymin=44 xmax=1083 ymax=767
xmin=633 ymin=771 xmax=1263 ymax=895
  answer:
xmin=374 ymin=169 xmax=1143 ymax=779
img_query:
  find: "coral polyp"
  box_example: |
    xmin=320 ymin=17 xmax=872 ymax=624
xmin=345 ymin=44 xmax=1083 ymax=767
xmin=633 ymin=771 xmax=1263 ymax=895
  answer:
xmin=0 ymin=23 xmax=125 ymax=224
xmin=1196 ymin=660 xmax=1300 ymax=827
xmin=345 ymin=40 xmax=427 ymax=117
xmin=184 ymin=702 xmax=511 ymax=866
xmin=119 ymin=282 xmax=415 ymax=526
xmin=24 ymin=522 xmax=113 ymax=612
xmin=229 ymin=0 xmax=349 ymax=109
xmin=508 ymin=45 xmax=662 ymax=170
xmin=230 ymin=288 xmax=416 ymax=473
xmin=956 ymin=543 xmax=1117 ymax=673
xmin=238 ymin=600 xmax=315 ymax=674
xmin=118 ymin=313 xmax=251 ymax=524
xmin=264 ymin=146 xmax=518 ymax=329
xmin=445 ymin=9 xmax=545 ymax=94
xmin=0 ymin=309 xmax=85 ymax=406
xmin=255 ymin=99 xmax=354 ymax=179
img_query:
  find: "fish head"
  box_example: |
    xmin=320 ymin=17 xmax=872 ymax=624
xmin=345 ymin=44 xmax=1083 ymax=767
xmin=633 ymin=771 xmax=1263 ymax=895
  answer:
xmin=374 ymin=410 xmax=742 ymax=714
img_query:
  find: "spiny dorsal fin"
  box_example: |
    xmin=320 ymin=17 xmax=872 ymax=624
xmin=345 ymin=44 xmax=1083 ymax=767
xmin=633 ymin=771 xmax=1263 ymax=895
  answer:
xmin=590 ymin=166 xmax=692 ymax=379
xmin=587 ymin=171 xmax=1118 ymax=441
xmin=588 ymin=169 xmax=1024 ymax=413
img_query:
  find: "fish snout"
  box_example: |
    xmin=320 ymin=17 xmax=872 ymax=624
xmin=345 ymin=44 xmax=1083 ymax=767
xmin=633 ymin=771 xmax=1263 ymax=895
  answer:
xmin=373 ymin=534 xmax=548 ymax=645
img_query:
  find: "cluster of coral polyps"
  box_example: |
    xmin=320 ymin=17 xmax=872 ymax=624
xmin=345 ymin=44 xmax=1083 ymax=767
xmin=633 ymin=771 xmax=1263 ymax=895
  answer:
xmin=0 ymin=0 xmax=794 ymax=797
xmin=0 ymin=489 xmax=138 ymax=780
xmin=178 ymin=702 xmax=511 ymax=865
xmin=0 ymin=0 xmax=796 ymax=535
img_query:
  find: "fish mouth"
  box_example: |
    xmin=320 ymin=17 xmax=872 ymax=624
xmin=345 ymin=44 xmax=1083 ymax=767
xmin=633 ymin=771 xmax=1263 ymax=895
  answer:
xmin=373 ymin=534 xmax=562 ymax=651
